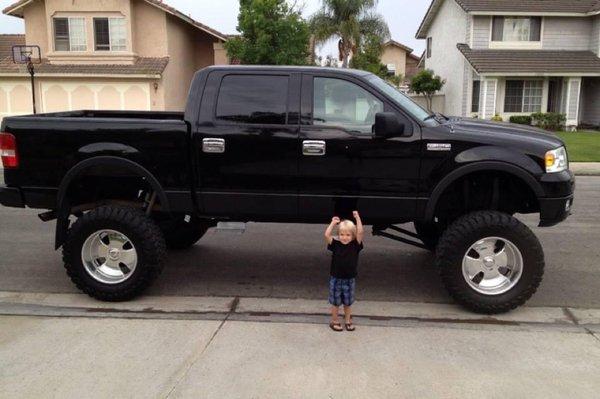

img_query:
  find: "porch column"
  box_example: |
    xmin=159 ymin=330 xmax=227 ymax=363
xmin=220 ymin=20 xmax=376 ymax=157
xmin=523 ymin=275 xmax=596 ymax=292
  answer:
xmin=565 ymin=77 xmax=582 ymax=129
xmin=479 ymin=78 xmax=498 ymax=119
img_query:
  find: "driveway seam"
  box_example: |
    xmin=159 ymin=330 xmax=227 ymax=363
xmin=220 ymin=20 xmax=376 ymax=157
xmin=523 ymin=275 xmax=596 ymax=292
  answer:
xmin=162 ymin=296 xmax=239 ymax=399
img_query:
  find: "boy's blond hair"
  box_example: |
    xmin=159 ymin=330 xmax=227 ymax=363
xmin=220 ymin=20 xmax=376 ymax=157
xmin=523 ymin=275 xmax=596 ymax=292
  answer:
xmin=338 ymin=220 xmax=357 ymax=238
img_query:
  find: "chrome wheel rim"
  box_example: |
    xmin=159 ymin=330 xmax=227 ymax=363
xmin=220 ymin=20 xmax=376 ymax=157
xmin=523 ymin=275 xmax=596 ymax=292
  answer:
xmin=81 ymin=229 xmax=138 ymax=284
xmin=461 ymin=237 xmax=523 ymax=295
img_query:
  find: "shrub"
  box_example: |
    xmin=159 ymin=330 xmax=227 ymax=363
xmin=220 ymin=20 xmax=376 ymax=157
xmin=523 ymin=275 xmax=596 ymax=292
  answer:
xmin=509 ymin=115 xmax=532 ymax=125
xmin=491 ymin=114 xmax=503 ymax=122
xmin=531 ymin=112 xmax=566 ymax=131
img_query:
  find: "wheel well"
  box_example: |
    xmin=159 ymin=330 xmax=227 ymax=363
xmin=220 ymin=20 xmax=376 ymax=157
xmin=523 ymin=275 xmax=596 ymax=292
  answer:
xmin=57 ymin=158 xmax=170 ymax=215
xmin=430 ymin=170 xmax=540 ymax=223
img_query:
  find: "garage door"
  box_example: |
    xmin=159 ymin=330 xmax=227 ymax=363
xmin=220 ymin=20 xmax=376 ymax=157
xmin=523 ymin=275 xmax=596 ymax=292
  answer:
xmin=0 ymin=80 xmax=34 ymax=123
xmin=41 ymin=81 xmax=151 ymax=113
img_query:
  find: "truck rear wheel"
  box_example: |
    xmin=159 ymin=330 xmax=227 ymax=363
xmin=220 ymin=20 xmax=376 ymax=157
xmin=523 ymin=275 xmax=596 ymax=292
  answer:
xmin=160 ymin=215 xmax=211 ymax=250
xmin=62 ymin=206 xmax=166 ymax=301
xmin=436 ymin=211 xmax=544 ymax=314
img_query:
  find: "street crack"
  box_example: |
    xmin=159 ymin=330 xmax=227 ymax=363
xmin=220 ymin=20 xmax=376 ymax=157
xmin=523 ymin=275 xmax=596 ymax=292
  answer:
xmin=163 ymin=296 xmax=240 ymax=398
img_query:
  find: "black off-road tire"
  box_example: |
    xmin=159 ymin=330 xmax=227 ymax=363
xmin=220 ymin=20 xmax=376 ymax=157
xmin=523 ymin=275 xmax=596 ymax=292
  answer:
xmin=160 ymin=215 xmax=210 ymax=250
xmin=414 ymin=221 xmax=444 ymax=252
xmin=62 ymin=206 xmax=166 ymax=302
xmin=436 ymin=211 xmax=544 ymax=314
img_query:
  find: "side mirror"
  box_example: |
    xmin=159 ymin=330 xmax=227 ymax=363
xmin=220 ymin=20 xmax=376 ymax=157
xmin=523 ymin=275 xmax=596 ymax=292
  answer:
xmin=373 ymin=112 xmax=405 ymax=139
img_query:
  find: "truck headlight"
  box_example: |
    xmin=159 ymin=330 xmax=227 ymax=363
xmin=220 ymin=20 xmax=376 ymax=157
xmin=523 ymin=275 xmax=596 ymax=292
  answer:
xmin=545 ymin=147 xmax=568 ymax=173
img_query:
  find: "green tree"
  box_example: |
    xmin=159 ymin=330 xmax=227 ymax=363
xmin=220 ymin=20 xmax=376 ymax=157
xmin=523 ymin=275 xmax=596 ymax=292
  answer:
xmin=350 ymin=35 xmax=402 ymax=86
xmin=310 ymin=0 xmax=390 ymax=68
xmin=225 ymin=0 xmax=310 ymax=65
xmin=409 ymin=69 xmax=445 ymax=111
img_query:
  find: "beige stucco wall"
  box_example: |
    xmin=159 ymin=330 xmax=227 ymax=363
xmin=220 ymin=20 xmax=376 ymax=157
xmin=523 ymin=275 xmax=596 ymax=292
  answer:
xmin=381 ymin=45 xmax=408 ymax=77
xmin=23 ymin=0 xmax=49 ymax=56
xmin=162 ymin=14 xmax=216 ymax=111
xmin=131 ymin=0 xmax=168 ymax=57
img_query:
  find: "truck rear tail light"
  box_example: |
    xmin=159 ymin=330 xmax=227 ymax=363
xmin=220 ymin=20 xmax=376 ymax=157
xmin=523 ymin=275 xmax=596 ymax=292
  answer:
xmin=0 ymin=133 xmax=19 ymax=169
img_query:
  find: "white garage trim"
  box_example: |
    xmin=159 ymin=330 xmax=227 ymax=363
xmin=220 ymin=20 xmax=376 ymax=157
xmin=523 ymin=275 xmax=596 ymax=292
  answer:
xmin=40 ymin=81 xmax=151 ymax=112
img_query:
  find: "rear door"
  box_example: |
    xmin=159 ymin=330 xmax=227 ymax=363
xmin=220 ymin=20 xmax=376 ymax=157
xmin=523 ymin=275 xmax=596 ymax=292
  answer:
xmin=298 ymin=73 xmax=421 ymax=223
xmin=193 ymin=71 xmax=300 ymax=220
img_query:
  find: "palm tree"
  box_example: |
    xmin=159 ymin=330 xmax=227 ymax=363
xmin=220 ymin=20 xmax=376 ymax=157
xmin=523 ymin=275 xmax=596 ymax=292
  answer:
xmin=310 ymin=0 xmax=390 ymax=68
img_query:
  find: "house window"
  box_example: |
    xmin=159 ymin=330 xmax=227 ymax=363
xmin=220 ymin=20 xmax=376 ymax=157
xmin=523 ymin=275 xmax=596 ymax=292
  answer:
xmin=492 ymin=17 xmax=541 ymax=42
xmin=94 ymin=18 xmax=127 ymax=51
xmin=472 ymin=80 xmax=481 ymax=113
xmin=504 ymin=80 xmax=543 ymax=113
xmin=54 ymin=17 xmax=87 ymax=51
xmin=426 ymin=37 xmax=432 ymax=58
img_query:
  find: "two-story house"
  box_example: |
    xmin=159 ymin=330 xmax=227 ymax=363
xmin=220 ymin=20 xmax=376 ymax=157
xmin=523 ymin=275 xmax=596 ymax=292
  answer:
xmin=416 ymin=0 xmax=600 ymax=128
xmin=380 ymin=40 xmax=422 ymax=83
xmin=0 ymin=0 xmax=229 ymax=122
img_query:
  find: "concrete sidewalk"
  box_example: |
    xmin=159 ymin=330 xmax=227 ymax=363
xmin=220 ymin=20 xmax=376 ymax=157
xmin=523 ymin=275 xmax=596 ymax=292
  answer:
xmin=570 ymin=162 xmax=600 ymax=175
xmin=1 ymin=293 xmax=600 ymax=399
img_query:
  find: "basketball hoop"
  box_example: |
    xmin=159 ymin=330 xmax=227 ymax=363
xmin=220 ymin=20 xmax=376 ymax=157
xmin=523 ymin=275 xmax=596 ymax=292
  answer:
xmin=12 ymin=45 xmax=41 ymax=114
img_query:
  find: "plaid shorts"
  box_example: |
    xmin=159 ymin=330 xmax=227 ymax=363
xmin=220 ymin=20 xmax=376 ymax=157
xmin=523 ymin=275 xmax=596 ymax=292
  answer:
xmin=328 ymin=277 xmax=356 ymax=307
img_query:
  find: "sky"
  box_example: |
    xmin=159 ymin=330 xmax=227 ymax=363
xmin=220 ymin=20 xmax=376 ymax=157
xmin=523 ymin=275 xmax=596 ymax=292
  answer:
xmin=0 ymin=0 xmax=431 ymax=57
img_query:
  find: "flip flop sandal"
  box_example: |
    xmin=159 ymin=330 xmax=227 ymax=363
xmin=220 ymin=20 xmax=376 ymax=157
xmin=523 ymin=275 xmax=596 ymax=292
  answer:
xmin=329 ymin=322 xmax=343 ymax=332
xmin=345 ymin=322 xmax=355 ymax=331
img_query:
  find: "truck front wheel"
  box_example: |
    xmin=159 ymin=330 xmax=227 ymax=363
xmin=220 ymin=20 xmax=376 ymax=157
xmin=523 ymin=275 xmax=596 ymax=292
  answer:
xmin=436 ymin=211 xmax=544 ymax=314
xmin=62 ymin=206 xmax=166 ymax=301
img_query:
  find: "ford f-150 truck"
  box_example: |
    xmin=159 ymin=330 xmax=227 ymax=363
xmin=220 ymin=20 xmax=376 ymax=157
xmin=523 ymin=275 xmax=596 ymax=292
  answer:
xmin=0 ymin=66 xmax=575 ymax=313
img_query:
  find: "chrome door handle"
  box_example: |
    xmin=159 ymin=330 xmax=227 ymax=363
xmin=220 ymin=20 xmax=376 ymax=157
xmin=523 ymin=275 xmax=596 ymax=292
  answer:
xmin=302 ymin=140 xmax=326 ymax=156
xmin=202 ymin=138 xmax=225 ymax=153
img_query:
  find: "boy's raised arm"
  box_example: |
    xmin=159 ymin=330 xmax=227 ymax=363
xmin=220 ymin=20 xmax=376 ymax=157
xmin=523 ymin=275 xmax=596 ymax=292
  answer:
xmin=353 ymin=211 xmax=364 ymax=244
xmin=325 ymin=217 xmax=340 ymax=245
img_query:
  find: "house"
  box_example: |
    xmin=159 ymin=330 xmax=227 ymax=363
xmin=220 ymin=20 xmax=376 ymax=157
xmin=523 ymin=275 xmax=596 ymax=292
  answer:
xmin=0 ymin=0 xmax=229 ymax=122
xmin=416 ymin=0 xmax=600 ymax=128
xmin=380 ymin=39 xmax=422 ymax=82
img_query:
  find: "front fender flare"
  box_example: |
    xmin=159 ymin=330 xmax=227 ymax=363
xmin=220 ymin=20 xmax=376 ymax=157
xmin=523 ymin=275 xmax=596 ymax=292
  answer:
xmin=424 ymin=161 xmax=545 ymax=222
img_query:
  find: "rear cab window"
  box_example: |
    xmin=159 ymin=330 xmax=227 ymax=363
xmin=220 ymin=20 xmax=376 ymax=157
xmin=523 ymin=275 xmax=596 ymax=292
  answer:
xmin=215 ymin=74 xmax=289 ymax=125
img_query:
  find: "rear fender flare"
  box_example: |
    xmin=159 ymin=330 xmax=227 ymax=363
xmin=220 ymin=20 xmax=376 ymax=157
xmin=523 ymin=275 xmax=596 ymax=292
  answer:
xmin=55 ymin=156 xmax=169 ymax=249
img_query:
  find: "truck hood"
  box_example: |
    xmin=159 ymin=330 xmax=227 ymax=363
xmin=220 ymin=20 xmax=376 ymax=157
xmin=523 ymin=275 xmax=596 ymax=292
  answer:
xmin=447 ymin=117 xmax=564 ymax=152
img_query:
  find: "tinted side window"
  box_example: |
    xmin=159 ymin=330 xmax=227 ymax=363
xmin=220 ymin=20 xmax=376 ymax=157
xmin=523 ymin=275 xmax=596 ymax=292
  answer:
xmin=313 ymin=77 xmax=383 ymax=134
xmin=216 ymin=75 xmax=288 ymax=124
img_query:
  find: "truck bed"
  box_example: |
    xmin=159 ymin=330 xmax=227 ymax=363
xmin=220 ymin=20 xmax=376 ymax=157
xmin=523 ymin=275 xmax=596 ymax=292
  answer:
xmin=1 ymin=110 xmax=191 ymax=209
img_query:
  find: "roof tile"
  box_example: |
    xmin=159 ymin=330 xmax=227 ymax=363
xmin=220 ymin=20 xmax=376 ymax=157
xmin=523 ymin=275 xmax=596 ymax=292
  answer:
xmin=457 ymin=43 xmax=600 ymax=74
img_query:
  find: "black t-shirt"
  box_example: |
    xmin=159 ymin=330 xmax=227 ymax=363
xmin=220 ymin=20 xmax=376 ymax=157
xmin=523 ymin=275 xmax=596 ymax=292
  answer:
xmin=327 ymin=239 xmax=363 ymax=279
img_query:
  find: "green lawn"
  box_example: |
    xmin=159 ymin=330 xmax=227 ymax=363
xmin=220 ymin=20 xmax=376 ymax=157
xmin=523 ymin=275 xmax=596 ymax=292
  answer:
xmin=555 ymin=131 xmax=600 ymax=162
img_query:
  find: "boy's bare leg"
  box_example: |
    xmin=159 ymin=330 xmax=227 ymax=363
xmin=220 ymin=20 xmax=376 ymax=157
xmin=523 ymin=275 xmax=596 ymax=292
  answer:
xmin=343 ymin=305 xmax=352 ymax=323
xmin=330 ymin=306 xmax=340 ymax=323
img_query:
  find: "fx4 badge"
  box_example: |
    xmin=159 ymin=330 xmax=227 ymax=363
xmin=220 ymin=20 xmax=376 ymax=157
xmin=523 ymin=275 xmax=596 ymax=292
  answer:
xmin=427 ymin=143 xmax=452 ymax=151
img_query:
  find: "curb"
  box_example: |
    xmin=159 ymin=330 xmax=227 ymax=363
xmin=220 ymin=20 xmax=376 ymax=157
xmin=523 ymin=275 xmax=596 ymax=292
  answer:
xmin=1 ymin=291 xmax=599 ymax=327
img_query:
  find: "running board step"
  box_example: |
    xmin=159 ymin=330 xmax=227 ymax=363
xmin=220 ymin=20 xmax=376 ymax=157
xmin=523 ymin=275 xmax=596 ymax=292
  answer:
xmin=216 ymin=222 xmax=247 ymax=234
xmin=372 ymin=225 xmax=427 ymax=250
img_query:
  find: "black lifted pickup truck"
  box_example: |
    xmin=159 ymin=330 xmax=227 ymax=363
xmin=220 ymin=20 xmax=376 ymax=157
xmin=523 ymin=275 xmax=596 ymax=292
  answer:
xmin=0 ymin=66 xmax=575 ymax=313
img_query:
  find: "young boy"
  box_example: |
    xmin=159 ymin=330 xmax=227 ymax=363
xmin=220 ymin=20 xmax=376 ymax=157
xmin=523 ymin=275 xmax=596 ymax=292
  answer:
xmin=324 ymin=210 xmax=364 ymax=332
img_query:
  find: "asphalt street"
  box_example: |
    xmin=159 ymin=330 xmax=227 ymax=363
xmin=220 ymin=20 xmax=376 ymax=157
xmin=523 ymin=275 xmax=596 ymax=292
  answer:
xmin=0 ymin=176 xmax=599 ymax=309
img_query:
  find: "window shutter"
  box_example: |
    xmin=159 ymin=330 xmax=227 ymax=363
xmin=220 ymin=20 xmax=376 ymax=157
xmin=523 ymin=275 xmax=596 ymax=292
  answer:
xmin=492 ymin=16 xmax=504 ymax=41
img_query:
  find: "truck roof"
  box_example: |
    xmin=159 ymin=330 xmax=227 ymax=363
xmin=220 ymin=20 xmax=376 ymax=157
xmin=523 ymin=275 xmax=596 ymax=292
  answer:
xmin=201 ymin=65 xmax=372 ymax=77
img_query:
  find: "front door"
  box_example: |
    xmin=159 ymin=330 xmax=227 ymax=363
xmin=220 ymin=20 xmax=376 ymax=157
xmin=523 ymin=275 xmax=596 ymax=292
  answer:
xmin=193 ymin=71 xmax=300 ymax=221
xmin=298 ymin=73 xmax=421 ymax=224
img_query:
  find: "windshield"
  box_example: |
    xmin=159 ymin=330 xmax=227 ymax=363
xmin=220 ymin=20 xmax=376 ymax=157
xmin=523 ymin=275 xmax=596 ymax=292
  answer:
xmin=365 ymin=74 xmax=438 ymax=125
